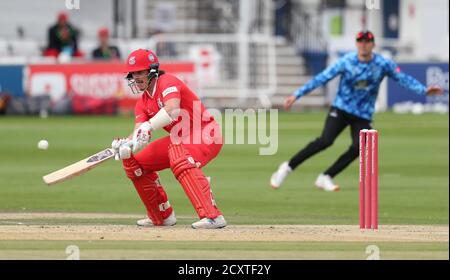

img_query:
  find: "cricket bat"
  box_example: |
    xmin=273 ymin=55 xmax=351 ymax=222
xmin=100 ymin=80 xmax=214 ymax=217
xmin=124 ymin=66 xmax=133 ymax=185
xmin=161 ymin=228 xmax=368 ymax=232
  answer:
xmin=43 ymin=148 xmax=115 ymax=185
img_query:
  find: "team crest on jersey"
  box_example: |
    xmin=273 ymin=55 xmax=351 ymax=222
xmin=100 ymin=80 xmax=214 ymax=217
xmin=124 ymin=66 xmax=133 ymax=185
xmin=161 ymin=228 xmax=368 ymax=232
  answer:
xmin=157 ymin=98 xmax=164 ymax=109
xmin=134 ymin=168 xmax=142 ymax=177
xmin=128 ymin=56 xmax=136 ymax=65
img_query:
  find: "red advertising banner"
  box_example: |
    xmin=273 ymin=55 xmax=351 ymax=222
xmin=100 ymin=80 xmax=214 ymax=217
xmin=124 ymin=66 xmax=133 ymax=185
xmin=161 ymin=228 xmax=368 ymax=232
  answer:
xmin=27 ymin=62 xmax=195 ymax=113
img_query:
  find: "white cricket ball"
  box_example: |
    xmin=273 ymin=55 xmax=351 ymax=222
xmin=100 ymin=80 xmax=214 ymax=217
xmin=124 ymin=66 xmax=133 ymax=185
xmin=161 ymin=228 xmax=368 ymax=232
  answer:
xmin=38 ymin=140 xmax=49 ymax=150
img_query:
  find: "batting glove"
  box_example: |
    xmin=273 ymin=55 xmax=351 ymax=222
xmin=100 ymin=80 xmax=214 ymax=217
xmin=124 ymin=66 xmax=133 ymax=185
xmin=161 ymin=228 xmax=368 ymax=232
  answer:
xmin=132 ymin=122 xmax=152 ymax=153
xmin=111 ymin=138 xmax=133 ymax=160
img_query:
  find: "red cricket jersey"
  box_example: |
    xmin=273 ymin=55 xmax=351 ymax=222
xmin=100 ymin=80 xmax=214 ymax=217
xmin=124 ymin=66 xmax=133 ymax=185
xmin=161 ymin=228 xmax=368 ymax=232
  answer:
xmin=134 ymin=73 xmax=215 ymax=135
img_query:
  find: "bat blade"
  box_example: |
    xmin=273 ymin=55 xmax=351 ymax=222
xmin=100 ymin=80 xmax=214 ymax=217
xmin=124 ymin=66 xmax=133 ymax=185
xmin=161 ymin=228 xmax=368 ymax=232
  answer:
xmin=43 ymin=148 xmax=115 ymax=185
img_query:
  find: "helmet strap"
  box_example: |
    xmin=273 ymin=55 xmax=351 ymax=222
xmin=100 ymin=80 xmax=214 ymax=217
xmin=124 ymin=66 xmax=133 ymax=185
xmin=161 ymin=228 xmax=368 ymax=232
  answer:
xmin=147 ymin=74 xmax=159 ymax=98
xmin=126 ymin=64 xmax=159 ymax=96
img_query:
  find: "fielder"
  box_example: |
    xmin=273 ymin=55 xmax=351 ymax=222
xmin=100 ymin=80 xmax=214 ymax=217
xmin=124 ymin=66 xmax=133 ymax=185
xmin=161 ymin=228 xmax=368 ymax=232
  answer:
xmin=271 ymin=31 xmax=442 ymax=191
xmin=112 ymin=49 xmax=226 ymax=229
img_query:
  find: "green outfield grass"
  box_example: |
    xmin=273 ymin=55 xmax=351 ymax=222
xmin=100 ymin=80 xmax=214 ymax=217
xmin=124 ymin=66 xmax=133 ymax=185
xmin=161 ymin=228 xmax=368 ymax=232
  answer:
xmin=0 ymin=111 xmax=448 ymax=225
xmin=0 ymin=240 xmax=447 ymax=260
xmin=0 ymin=111 xmax=448 ymax=259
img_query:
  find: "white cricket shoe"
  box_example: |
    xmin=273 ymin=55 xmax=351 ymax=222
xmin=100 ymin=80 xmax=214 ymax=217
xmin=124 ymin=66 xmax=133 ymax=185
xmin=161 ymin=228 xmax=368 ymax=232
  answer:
xmin=270 ymin=161 xmax=292 ymax=189
xmin=136 ymin=211 xmax=177 ymax=227
xmin=191 ymin=215 xmax=227 ymax=229
xmin=315 ymin=174 xmax=340 ymax=192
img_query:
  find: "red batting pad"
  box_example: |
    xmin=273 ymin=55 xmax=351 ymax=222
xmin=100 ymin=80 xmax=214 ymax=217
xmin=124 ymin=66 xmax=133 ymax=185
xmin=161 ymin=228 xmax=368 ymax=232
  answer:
xmin=168 ymin=143 xmax=221 ymax=219
xmin=123 ymin=156 xmax=164 ymax=225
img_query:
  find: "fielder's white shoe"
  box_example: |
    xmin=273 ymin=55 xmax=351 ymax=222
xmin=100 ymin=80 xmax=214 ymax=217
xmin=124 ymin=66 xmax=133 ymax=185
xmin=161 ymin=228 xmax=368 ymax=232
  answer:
xmin=315 ymin=174 xmax=340 ymax=192
xmin=270 ymin=161 xmax=292 ymax=189
xmin=191 ymin=215 xmax=227 ymax=229
xmin=136 ymin=211 xmax=177 ymax=227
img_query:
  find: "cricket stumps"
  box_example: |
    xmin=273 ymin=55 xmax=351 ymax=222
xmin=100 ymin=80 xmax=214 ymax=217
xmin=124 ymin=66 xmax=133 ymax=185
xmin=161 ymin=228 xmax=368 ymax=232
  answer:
xmin=359 ymin=129 xmax=378 ymax=231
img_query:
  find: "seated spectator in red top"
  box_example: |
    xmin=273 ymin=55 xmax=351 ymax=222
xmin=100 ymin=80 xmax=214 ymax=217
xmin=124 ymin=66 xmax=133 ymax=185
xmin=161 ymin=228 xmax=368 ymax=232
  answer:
xmin=92 ymin=28 xmax=121 ymax=61
xmin=43 ymin=12 xmax=83 ymax=58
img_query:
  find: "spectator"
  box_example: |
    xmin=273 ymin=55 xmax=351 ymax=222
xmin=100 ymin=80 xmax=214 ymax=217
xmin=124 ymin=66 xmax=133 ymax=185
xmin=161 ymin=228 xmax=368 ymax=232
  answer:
xmin=274 ymin=0 xmax=292 ymax=39
xmin=43 ymin=12 xmax=83 ymax=58
xmin=0 ymin=85 xmax=11 ymax=115
xmin=0 ymin=95 xmax=10 ymax=115
xmin=92 ymin=27 xmax=121 ymax=61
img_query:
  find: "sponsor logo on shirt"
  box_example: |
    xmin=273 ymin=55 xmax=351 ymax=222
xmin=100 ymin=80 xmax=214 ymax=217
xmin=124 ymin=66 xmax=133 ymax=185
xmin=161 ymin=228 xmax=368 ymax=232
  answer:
xmin=162 ymin=86 xmax=178 ymax=97
xmin=354 ymin=80 xmax=368 ymax=90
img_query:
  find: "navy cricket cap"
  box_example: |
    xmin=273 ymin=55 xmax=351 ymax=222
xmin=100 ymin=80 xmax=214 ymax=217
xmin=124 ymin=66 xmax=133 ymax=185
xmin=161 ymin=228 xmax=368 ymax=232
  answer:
xmin=356 ymin=31 xmax=375 ymax=42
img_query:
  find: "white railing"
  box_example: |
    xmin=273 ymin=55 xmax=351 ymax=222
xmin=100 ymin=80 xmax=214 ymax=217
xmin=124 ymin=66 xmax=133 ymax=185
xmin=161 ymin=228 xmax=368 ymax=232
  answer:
xmin=289 ymin=1 xmax=327 ymax=53
xmin=148 ymin=33 xmax=277 ymax=108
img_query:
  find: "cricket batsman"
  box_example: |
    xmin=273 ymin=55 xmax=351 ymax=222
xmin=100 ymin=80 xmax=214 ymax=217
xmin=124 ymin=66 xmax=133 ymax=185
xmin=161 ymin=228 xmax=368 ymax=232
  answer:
xmin=112 ymin=49 xmax=226 ymax=229
xmin=271 ymin=31 xmax=442 ymax=191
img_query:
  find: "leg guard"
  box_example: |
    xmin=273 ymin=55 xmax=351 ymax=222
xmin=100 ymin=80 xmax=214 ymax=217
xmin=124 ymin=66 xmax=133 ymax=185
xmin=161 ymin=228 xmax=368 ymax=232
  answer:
xmin=123 ymin=155 xmax=170 ymax=225
xmin=168 ymin=143 xmax=221 ymax=219
xmin=155 ymin=180 xmax=174 ymax=220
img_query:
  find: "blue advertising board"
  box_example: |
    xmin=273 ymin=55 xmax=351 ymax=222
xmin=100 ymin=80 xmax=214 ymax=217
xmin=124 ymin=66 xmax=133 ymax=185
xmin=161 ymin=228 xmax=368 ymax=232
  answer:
xmin=0 ymin=65 xmax=25 ymax=97
xmin=387 ymin=63 xmax=449 ymax=108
